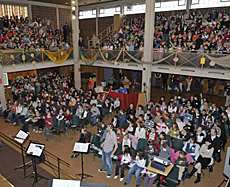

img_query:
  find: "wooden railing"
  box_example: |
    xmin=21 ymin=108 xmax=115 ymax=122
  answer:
xmin=97 ymin=24 xmax=114 ymax=47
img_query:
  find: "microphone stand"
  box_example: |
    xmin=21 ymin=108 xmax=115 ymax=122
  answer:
xmin=11 ymin=135 xmax=29 ymax=178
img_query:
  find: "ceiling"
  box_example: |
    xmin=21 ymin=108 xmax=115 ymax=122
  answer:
xmin=29 ymin=0 xmax=120 ymax=6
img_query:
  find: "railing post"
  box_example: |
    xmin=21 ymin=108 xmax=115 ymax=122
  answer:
xmin=123 ymin=48 xmax=125 ymax=64
xmin=42 ymin=50 xmax=44 ymax=63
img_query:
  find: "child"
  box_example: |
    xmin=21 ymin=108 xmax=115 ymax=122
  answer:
xmin=114 ymin=97 xmax=121 ymax=114
xmin=176 ymin=151 xmax=187 ymax=185
xmin=147 ymin=127 xmax=158 ymax=144
xmin=169 ymin=123 xmax=180 ymax=138
xmin=122 ymin=134 xmax=131 ymax=150
xmin=124 ymin=151 xmax=146 ymax=186
xmin=147 ymin=141 xmax=159 ymax=159
xmin=114 ymin=145 xmax=131 ymax=182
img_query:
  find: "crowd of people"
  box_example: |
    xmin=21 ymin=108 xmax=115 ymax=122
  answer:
xmin=1 ymin=71 xmax=229 ymax=186
xmin=102 ymin=9 xmax=230 ymax=54
xmin=0 ymin=15 xmax=71 ymax=51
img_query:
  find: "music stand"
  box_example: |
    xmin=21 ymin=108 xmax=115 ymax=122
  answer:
xmin=13 ymin=130 xmax=29 ymax=178
xmin=73 ymin=142 xmax=93 ymax=181
xmin=26 ymin=142 xmax=48 ymax=187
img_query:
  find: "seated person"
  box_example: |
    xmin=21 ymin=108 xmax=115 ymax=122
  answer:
xmin=188 ymin=139 xmax=214 ymax=184
xmin=168 ymin=123 xmax=180 ymax=138
xmin=114 ymin=145 xmax=132 ymax=182
xmin=117 ymin=85 xmax=127 ymax=94
xmin=147 ymin=127 xmax=158 ymax=144
xmin=159 ymin=139 xmax=171 ymax=160
xmin=195 ymin=127 xmax=206 ymax=146
xmin=176 ymin=151 xmax=187 ymax=185
xmin=124 ymin=151 xmax=146 ymax=186
xmin=183 ymin=137 xmax=200 ymax=161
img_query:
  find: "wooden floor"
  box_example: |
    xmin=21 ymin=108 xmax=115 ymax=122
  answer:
xmin=0 ymin=174 xmax=14 ymax=187
xmin=0 ymin=116 xmax=229 ymax=187
xmin=1 ymin=86 xmax=228 ymax=186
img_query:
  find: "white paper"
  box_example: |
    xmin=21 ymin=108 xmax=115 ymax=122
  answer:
xmin=52 ymin=179 xmax=80 ymax=187
xmin=73 ymin=142 xmax=90 ymax=153
xmin=14 ymin=130 xmax=29 ymax=144
xmin=26 ymin=143 xmax=45 ymax=157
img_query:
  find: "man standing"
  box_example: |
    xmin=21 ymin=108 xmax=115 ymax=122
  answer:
xmin=98 ymin=125 xmax=118 ymax=178
xmin=63 ymin=23 xmax=70 ymax=42
xmin=225 ymin=82 xmax=230 ymax=107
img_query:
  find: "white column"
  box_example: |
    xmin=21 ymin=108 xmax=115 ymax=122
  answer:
xmin=121 ymin=4 xmax=125 ymax=15
xmin=56 ymin=7 xmax=60 ymax=29
xmin=72 ymin=0 xmax=81 ymax=89
xmin=0 ymin=65 xmax=6 ymax=109
xmin=186 ymin=0 xmax=191 ymax=13
xmin=96 ymin=8 xmax=99 ymax=36
xmin=28 ymin=4 xmax=33 ymax=20
xmin=142 ymin=0 xmax=155 ymax=101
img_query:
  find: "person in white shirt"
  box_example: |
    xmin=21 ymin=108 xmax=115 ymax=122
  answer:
xmin=114 ymin=97 xmax=121 ymax=114
xmin=122 ymin=134 xmax=131 ymax=149
xmin=188 ymin=139 xmax=214 ymax=184
xmin=114 ymin=146 xmax=132 ymax=181
xmin=135 ymin=122 xmax=146 ymax=139
xmin=124 ymin=151 xmax=146 ymax=186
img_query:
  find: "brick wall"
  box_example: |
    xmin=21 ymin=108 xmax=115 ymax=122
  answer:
xmin=59 ymin=8 xmax=71 ymax=28
xmin=79 ymin=18 xmax=96 ymax=41
xmin=98 ymin=16 xmax=114 ymax=33
xmin=31 ymin=5 xmax=57 ymax=29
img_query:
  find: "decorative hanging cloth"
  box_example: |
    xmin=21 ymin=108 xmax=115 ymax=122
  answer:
xmin=205 ymin=53 xmax=230 ymax=68
xmin=79 ymin=50 xmax=99 ymax=66
xmin=43 ymin=49 xmax=73 ymax=64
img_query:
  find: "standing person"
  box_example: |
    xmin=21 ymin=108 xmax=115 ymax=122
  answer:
xmin=40 ymin=111 xmax=53 ymax=141
xmin=123 ymin=76 xmax=131 ymax=93
xmin=155 ymin=73 xmax=161 ymax=88
xmin=225 ymin=82 xmax=230 ymax=107
xmin=63 ymin=23 xmax=70 ymax=42
xmin=132 ymin=71 xmax=138 ymax=85
xmin=98 ymin=125 xmax=118 ymax=178
xmin=162 ymin=73 xmax=168 ymax=90
xmin=186 ymin=76 xmax=193 ymax=92
xmin=88 ymin=77 xmax=94 ymax=91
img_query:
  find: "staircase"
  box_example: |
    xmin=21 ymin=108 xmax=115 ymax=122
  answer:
xmin=98 ymin=24 xmax=114 ymax=46
xmin=87 ymin=24 xmax=115 ymax=49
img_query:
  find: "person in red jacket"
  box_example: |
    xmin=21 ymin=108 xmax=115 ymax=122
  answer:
xmin=147 ymin=127 xmax=158 ymax=144
xmin=41 ymin=111 xmax=53 ymax=141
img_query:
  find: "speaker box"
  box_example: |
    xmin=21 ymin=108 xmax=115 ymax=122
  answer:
xmin=0 ymin=19 xmax=3 ymax=31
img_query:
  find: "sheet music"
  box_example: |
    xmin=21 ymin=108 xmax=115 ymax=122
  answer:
xmin=73 ymin=142 xmax=90 ymax=153
xmin=26 ymin=143 xmax=45 ymax=157
xmin=14 ymin=130 xmax=29 ymax=144
xmin=52 ymin=179 xmax=80 ymax=187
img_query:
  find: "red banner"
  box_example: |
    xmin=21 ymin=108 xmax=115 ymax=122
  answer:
xmin=108 ymin=91 xmax=139 ymax=111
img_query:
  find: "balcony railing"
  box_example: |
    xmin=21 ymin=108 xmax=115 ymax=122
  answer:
xmin=1 ymin=48 xmax=230 ymax=72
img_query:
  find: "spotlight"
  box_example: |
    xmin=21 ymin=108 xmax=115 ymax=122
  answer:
xmin=72 ymin=15 xmax=76 ymax=19
xmin=72 ymin=0 xmax=75 ymax=4
xmin=72 ymin=6 xmax=76 ymax=11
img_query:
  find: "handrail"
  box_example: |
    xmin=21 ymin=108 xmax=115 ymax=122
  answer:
xmin=0 ymin=131 xmax=72 ymax=179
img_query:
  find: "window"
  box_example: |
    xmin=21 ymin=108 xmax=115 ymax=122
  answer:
xmin=115 ymin=6 xmax=121 ymax=13
xmin=178 ymin=0 xmax=186 ymax=6
xmin=92 ymin=9 xmax=96 ymax=15
xmin=79 ymin=10 xmax=96 ymax=19
xmin=191 ymin=0 xmax=230 ymax=8
xmin=192 ymin=0 xmax=199 ymax=4
xmin=124 ymin=4 xmax=146 ymax=15
xmin=99 ymin=8 xmax=104 ymax=14
xmin=99 ymin=7 xmax=118 ymax=17
xmin=0 ymin=4 xmax=28 ymax=18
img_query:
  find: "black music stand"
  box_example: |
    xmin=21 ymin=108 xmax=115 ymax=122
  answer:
xmin=26 ymin=142 xmax=48 ymax=187
xmin=13 ymin=130 xmax=29 ymax=178
xmin=73 ymin=142 xmax=93 ymax=181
